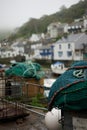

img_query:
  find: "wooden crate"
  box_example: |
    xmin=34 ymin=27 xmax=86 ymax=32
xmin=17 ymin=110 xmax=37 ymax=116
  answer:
xmin=22 ymin=78 xmax=44 ymax=97
xmin=6 ymin=76 xmax=44 ymax=98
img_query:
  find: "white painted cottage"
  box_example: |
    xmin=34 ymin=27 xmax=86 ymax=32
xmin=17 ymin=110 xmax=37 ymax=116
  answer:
xmin=47 ymin=22 xmax=68 ymax=38
xmin=29 ymin=33 xmax=45 ymax=42
xmin=53 ymin=33 xmax=87 ymax=61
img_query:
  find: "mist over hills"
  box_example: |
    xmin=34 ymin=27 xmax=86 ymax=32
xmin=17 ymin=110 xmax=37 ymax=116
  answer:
xmin=1 ymin=0 xmax=87 ymax=41
xmin=0 ymin=29 xmax=13 ymax=41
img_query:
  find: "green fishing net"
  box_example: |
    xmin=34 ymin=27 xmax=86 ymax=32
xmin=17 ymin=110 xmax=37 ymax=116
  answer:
xmin=48 ymin=61 xmax=87 ymax=110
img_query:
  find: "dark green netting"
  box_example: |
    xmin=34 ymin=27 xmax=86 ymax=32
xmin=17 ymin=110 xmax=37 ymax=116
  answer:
xmin=5 ymin=61 xmax=45 ymax=80
xmin=48 ymin=61 xmax=87 ymax=110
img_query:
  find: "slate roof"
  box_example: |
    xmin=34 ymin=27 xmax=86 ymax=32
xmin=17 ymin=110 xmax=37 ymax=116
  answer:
xmin=56 ymin=33 xmax=87 ymax=49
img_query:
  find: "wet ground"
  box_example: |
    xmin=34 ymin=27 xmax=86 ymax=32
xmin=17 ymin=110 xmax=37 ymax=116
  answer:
xmin=0 ymin=111 xmax=48 ymax=130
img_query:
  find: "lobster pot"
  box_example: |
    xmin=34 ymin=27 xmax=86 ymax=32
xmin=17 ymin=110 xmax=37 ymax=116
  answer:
xmin=10 ymin=82 xmax=22 ymax=97
xmin=5 ymin=76 xmax=24 ymax=98
xmin=22 ymin=78 xmax=44 ymax=97
xmin=63 ymin=110 xmax=87 ymax=130
xmin=0 ymin=78 xmax=5 ymax=97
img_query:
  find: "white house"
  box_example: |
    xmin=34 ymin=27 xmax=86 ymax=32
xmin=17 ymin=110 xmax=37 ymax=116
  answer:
xmin=31 ymin=43 xmax=43 ymax=59
xmin=0 ymin=41 xmax=25 ymax=58
xmin=34 ymin=44 xmax=54 ymax=60
xmin=0 ymin=48 xmax=17 ymax=58
xmin=29 ymin=33 xmax=45 ymax=42
xmin=68 ymin=17 xmax=87 ymax=33
xmin=83 ymin=19 xmax=87 ymax=29
xmin=31 ymin=43 xmax=42 ymax=50
xmin=47 ymin=22 xmax=68 ymax=38
xmin=53 ymin=33 xmax=87 ymax=61
xmin=47 ymin=22 xmax=60 ymax=38
xmin=11 ymin=42 xmax=25 ymax=56
xmin=34 ymin=48 xmax=42 ymax=59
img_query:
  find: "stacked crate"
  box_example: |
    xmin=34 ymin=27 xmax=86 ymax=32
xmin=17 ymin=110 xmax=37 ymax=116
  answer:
xmin=22 ymin=78 xmax=44 ymax=97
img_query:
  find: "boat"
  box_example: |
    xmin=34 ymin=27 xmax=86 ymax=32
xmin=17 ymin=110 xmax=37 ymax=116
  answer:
xmin=51 ymin=62 xmax=67 ymax=75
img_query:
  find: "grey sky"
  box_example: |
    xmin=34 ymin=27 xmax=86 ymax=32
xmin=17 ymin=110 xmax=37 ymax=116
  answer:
xmin=0 ymin=0 xmax=80 ymax=30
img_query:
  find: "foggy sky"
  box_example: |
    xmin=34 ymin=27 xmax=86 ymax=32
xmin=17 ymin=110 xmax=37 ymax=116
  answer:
xmin=0 ymin=0 xmax=80 ymax=30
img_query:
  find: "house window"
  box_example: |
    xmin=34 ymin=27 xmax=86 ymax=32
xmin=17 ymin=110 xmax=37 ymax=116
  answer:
xmin=75 ymin=51 xmax=80 ymax=56
xmin=59 ymin=44 xmax=62 ymax=49
xmin=58 ymin=51 xmax=63 ymax=57
xmin=68 ymin=44 xmax=71 ymax=49
xmin=67 ymin=51 xmax=72 ymax=57
xmin=12 ymin=54 xmax=15 ymax=57
xmin=8 ymin=53 xmax=10 ymax=57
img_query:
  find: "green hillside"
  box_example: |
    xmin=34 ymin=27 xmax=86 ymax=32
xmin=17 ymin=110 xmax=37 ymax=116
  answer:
xmin=8 ymin=0 xmax=87 ymax=41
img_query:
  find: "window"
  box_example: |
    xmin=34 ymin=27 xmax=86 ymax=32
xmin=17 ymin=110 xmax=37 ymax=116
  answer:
xmin=75 ymin=51 xmax=80 ymax=56
xmin=12 ymin=54 xmax=15 ymax=57
xmin=58 ymin=51 xmax=63 ymax=57
xmin=68 ymin=44 xmax=71 ymax=49
xmin=67 ymin=51 xmax=72 ymax=57
xmin=59 ymin=44 xmax=62 ymax=49
xmin=8 ymin=53 xmax=10 ymax=57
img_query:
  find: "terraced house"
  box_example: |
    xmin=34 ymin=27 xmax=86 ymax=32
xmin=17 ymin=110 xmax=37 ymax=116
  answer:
xmin=53 ymin=33 xmax=87 ymax=61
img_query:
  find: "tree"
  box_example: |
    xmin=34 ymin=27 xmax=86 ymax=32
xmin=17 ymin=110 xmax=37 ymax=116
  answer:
xmin=59 ymin=5 xmax=67 ymax=11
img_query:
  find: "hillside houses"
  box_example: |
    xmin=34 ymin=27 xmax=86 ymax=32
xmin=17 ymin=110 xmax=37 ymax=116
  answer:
xmin=53 ymin=33 xmax=87 ymax=61
xmin=0 ymin=32 xmax=87 ymax=62
xmin=0 ymin=14 xmax=87 ymax=62
xmin=34 ymin=33 xmax=87 ymax=62
xmin=0 ymin=41 xmax=26 ymax=59
xmin=34 ymin=44 xmax=53 ymax=59
xmin=11 ymin=42 xmax=25 ymax=56
xmin=68 ymin=17 xmax=87 ymax=33
xmin=0 ymin=47 xmax=15 ymax=58
xmin=47 ymin=15 xmax=87 ymax=38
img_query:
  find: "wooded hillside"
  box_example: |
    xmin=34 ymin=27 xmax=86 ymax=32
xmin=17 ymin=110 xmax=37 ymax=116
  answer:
xmin=8 ymin=0 xmax=87 ymax=41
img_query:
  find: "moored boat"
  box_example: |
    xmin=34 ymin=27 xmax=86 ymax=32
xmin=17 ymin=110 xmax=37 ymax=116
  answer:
xmin=51 ymin=61 xmax=67 ymax=75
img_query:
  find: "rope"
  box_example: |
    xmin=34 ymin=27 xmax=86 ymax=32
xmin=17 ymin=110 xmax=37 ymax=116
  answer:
xmin=73 ymin=69 xmax=84 ymax=78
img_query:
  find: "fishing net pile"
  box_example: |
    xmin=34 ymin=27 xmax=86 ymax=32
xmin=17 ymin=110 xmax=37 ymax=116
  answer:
xmin=48 ymin=61 xmax=87 ymax=110
xmin=5 ymin=61 xmax=45 ymax=80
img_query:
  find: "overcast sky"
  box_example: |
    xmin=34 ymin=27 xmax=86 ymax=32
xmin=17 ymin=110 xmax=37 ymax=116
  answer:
xmin=0 ymin=0 xmax=80 ymax=30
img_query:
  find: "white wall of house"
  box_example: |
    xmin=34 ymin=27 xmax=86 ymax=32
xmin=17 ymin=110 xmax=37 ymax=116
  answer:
xmin=48 ymin=26 xmax=58 ymax=38
xmin=11 ymin=46 xmax=24 ymax=56
xmin=74 ymin=50 xmax=83 ymax=61
xmin=29 ymin=33 xmax=44 ymax=42
xmin=17 ymin=47 xmax=24 ymax=55
xmin=1 ymin=50 xmax=17 ymax=58
xmin=34 ymin=49 xmax=41 ymax=59
xmin=53 ymin=42 xmax=83 ymax=61
xmin=50 ymin=28 xmax=58 ymax=38
xmin=0 ymin=45 xmax=24 ymax=58
xmin=31 ymin=43 xmax=42 ymax=50
xmin=84 ymin=19 xmax=87 ymax=29
xmin=64 ymin=24 xmax=69 ymax=33
xmin=47 ymin=23 xmax=69 ymax=38
xmin=53 ymin=42 xmax=74 ymax=60
xmin=47 ymin=23 xmax=60 ymax=38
